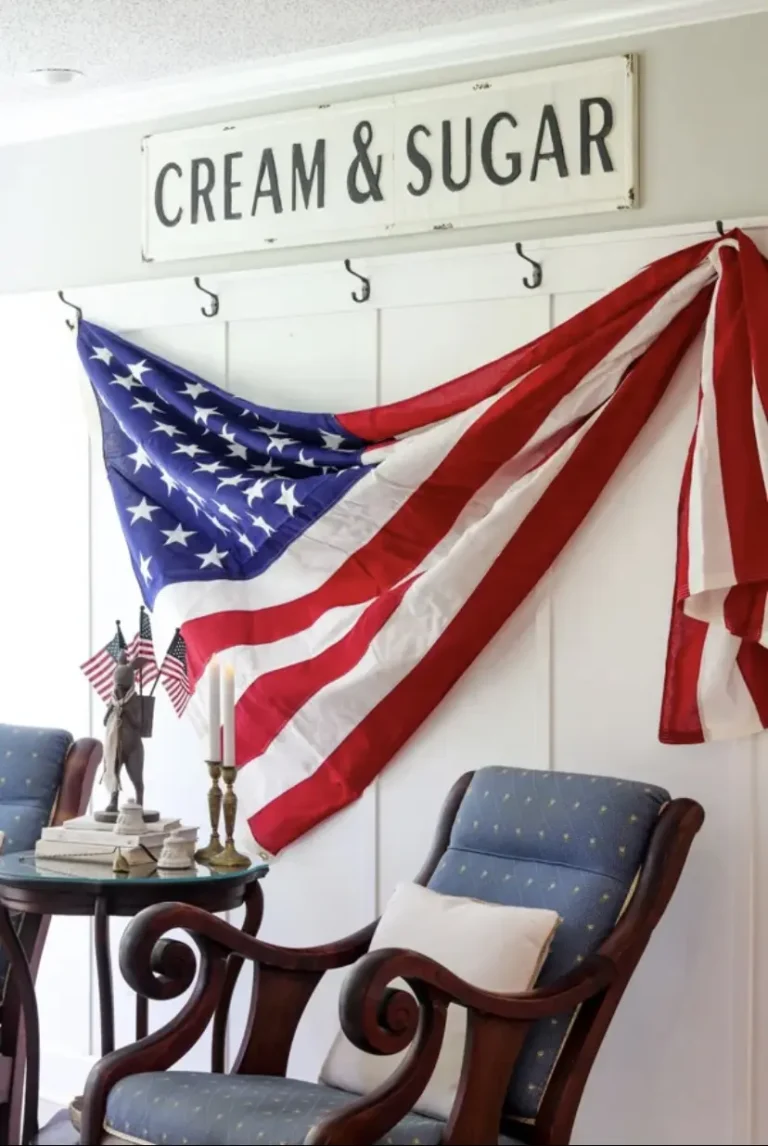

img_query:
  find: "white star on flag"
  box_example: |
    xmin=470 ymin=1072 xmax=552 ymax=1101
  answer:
xmin=237 ymin=532 xmax=257 ymax=556
xmin=152 ymin=421 xmax=185 ymax=438
xmin=128 ymin=445 xmax=152 ymax=473
xmin=180 ymin=382 xmax=208 ymax=400
xmin=244 ymin=478 xmax=270 ymax=505
xmin=162 ymin=524 xmax=196 ymax=547
xmin=127 ymin=497 xmax=160 ymax=524
xmin=132 ymin=397 xmax=161 ymax=415
xmin=197 ymin=545 xmax=228 ymax=569
xmin=249 ymin=515 xmax=275 ymax=536
xmin=275 ymin=482 xmax=301 ymax=516
xmin=194 ymin=406 xmax=220 ymax=426
xmin=111 ymin=373 xmax=142 ymax=392
xmin=127 ymin=360 xmax=152 ymax=382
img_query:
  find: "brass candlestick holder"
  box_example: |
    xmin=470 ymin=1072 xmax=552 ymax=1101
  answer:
xmin=209 ymin=763 xmax=251 ymax=868
xmin=194 ymin=761 xmax=224 ymax=863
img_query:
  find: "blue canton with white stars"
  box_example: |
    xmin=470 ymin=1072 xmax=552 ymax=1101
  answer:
xmin=78 ymin=321 xmax=373 ymax=608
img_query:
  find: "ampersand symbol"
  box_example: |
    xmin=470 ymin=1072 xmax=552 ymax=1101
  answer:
xmin=347 ymin=120 xmax=384 ymax=204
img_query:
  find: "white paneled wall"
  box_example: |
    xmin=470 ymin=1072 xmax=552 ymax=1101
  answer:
xmin=0 ymin=217 xmax=765 ymax=1143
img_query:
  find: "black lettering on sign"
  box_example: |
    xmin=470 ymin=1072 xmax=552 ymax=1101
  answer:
xmin=191 ymin=157 xmax=216 ymax=223
xmin=347 ymin=121 xmax=383 ymax=203
xmin=224 ymin=152 xmax=243 ymax=220
xmin=480 ymin=112 xmax=521 ymax=185
xmin=154 ymin=161 xmax=183 ymax=227
xmin=251 ymin=149 xmax=283 ymax=215
xmin=406 ymin=125 xmax=432 ymax=197
xmin=442 ymin=118 xmax=472 ymax=192
xmin=292 ymin=140 xmax=326 ymax=211
xmin=580 ymin=97 xmax=615 ymax=174
xmin=530 ymin=105 xmax=568 ymax=181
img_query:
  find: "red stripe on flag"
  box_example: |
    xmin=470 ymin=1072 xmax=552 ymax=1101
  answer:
xmin=234 ymin=576 xmax=414 ymax=766
xmin=659 ymin=424 xmax=707 ymax=744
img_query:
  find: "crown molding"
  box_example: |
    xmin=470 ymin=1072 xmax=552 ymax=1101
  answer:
xmin=1 ymin=0 xmax=767 ymax=146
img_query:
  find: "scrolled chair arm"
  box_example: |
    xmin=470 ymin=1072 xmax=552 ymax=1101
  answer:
xmin=80 ymin=902 xmax=240 ymax=1144
xmin=340 ymin=945 xmax=617 ymax=1034
xmin=307 ymin=947 xmax=618 ymax=1145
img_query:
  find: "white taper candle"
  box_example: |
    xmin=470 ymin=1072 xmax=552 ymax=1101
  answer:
xmin=222 ymin=663 xmax=236 ymax=769
xmin=207 ymin=655 xmax=221 ymax=761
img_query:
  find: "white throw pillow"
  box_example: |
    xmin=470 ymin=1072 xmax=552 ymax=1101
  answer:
xmin=319 ymin=881 xmax=559 ymax=1121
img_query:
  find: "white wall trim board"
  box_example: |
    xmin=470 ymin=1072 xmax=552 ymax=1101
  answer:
xmin=2 ymin=0 xmax=767 ymax=146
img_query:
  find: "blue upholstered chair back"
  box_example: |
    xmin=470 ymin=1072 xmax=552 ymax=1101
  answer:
xmin=0 ymin=724 xmax=72 ymax=852
xmin=427 ymin=765 xmax=669 ymax=1123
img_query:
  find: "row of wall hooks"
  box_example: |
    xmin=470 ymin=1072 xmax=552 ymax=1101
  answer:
xmin=58 ymin=241 xmax=546 ymax=327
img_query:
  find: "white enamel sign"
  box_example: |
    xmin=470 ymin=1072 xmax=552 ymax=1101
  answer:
xmin=142 ymin=55 xmax=637 ymax=262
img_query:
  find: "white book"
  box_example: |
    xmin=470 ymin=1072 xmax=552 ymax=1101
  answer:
xmin=62 ymin=815 xmax=181 ymax=834
xmin=41 ymin=825 xmax=169 ymax=849
xmin=34 ymin=839 xmax=160 ymax=866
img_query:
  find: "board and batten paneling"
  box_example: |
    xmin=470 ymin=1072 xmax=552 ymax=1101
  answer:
xmin=0 ymin=218 xmax=761 ymax=1141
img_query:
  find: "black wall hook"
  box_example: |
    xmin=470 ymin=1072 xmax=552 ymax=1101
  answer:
xmin=716 ymin=220 xmax=726 ymax=237
xmin=515 ymin=242 xmax=543 ymax=290
xmin=194 ymin=276 xmax=220 ymax=318
xmin=344 ymin=259 xmax=371 ymax=304
xmin=58 ymin=290 xmax=82 ymax=330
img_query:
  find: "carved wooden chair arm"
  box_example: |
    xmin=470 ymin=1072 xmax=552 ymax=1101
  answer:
xmin=304 ymin=947 xmax=618 ymax=1145
xmin=80 ymin=901 xmax=377 ymax=1142
xmin=340 ymin=946 xmax=617 ymax=1039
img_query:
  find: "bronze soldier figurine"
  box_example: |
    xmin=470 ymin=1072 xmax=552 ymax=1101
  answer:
xmin=97 ymin=652 xmax=157 ymax=823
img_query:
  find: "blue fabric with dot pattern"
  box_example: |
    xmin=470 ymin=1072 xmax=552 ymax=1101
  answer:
xmin=0 ymin=724 xmax=71 ymax=853
xmin=427 ymin=765 xmax=668 ymax=1121
xmin=104 ymin=1072 xmax=523 ymax=1145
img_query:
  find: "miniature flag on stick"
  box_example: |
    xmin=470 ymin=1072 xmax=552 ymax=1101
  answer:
xmin=80 ymin=621 xmax=127 ymax=703
xmin=128 ymin=605 xmax=159 ymax=690
xmin=158 ymin=629 xmax=191 ymax=717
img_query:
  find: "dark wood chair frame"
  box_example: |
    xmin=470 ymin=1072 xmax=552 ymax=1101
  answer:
xmin=0 ymin=737 xmax=101 ymax=1146
xmin=80 ymin=772 xmax=704 ymax=1146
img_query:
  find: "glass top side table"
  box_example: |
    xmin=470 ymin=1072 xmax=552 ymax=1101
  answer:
xmin=0 ymin=850 xmax=268 ymax=1145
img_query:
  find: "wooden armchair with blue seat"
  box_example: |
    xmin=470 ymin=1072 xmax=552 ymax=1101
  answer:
xmin=0 ymin=724 xmax=101 ymax=1146
xmin=78 ymin=766 xmax=703 ymax=1146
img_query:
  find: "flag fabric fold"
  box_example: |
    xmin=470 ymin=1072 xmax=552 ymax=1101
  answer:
xmin=76 ymin=230 xmax=768 ymax=852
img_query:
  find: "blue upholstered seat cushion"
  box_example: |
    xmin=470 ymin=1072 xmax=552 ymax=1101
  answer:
xmin=428 ymin=765 xmax=669 ymax=1122
xmin=0 ymin=724 xmax=72 ymax=852
xmin=104 ymin=1073 xmax=524 ymax=1145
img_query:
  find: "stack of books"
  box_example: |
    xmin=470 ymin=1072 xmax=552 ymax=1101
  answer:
xmin=35 ymin=814 xmax=187 ymax=868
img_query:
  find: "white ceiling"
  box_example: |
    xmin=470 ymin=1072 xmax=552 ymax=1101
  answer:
xmin=0 ymin=0 xmax=762 ymax=144
xmin=0 ymin=0 xmax=559 ymax=97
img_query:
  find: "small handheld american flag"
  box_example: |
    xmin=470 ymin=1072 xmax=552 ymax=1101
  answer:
xmin=80 ymin=621 xmax=127 ymax=702
xmin=159 ymin=629 xmax=191 ymax=717
xmin=128 ymin=606 xmax=159 ymax=690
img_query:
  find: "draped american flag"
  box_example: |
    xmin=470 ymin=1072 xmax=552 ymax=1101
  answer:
xmin=77 ymin=230 xmax=768 ymax=852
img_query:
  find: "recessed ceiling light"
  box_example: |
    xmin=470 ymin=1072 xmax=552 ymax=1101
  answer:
xmin=27 ymin=68 xmax=84 ymax=87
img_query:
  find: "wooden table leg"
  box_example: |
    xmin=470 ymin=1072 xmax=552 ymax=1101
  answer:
xmin=211 ymin=880 xmax=264 ymax=1072
xmin=94 ymin=896 xmax=115 ymax=1056
xmin=0 ymin=906 xmax=39 ymax=1146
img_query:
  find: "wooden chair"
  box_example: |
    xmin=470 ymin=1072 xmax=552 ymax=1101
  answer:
xmin=79 ymin=765 xmax=703 ymax=1146
xmin=0 ymin=726 xmax=101 ymax=1146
